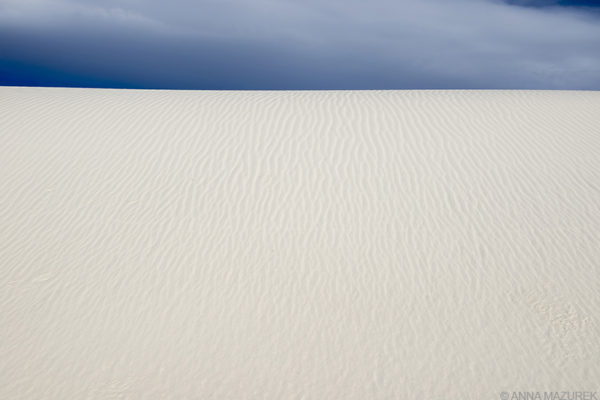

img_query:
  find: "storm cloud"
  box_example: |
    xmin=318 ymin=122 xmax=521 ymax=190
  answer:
xmin=1 ymin=0 xmax=599 ymax=89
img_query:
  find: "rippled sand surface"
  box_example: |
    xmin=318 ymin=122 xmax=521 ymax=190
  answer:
xmin=1 ymin=87 xmax=599 ymax=399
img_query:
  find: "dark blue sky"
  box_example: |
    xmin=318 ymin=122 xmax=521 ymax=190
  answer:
xmin=508 ymin=0 xmax=600 ymax=6
xmin=1 ymin=0 xmax=599 ymax=90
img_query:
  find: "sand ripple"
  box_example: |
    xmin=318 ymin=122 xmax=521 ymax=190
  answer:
xmin=1 ymin=88 xmax=599 ymax=399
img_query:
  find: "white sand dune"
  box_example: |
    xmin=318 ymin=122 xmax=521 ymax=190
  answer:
xmin=1 ymin=87 xmax=599 ymax=399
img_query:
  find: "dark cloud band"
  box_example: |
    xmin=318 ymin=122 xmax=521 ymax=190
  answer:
xmin=1 ymin=0 xmax=599 ymax=89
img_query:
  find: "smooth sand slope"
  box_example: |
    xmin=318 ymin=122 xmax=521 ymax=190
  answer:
xmin=1 ymin=87 xmax=599 ymax=399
